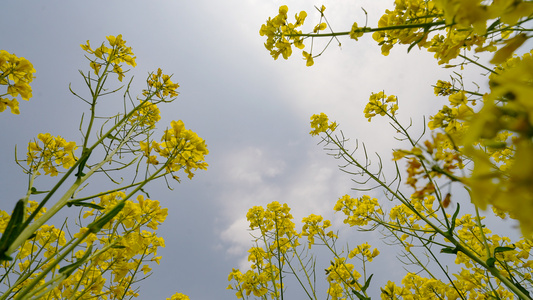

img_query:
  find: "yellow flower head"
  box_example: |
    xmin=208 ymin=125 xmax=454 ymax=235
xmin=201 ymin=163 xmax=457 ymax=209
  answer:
xmin=364 ymin=92 xmax=398 ymax=122
xmin=309 ymin=113 xmax=337 ymax=136
xmin=0 ymin=50 xmax=36 ymax=114
xmin=26 ymin=134 xmax=78 ymax=176
xmin=80 ymin=35 xmax=136 ymax=81
xmin=144 ymin=68 xmax=180 ymax=99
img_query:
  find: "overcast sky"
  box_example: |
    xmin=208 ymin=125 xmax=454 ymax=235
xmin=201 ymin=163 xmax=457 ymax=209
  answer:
xmin=0 ymin=1 xmax=510 ymax=299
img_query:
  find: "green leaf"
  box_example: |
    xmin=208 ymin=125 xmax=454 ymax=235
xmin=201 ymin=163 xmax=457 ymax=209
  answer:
xmin=494 ymin=245 xmax=515 ymax=254
xmin=448 ymin=203 xmax=461 ymax=236
xmin=484 ymin=141 xmax=507 ymax=149
xmin=88 ymin=201 xmax=125 ymax=233
xmin=407 ymin=37 xmax=422 ymax=53
xmin=30 ymin=187 xmax=50 ymax=195
xmin=66 ymin=201 xmax=104 ymax=210
xmin=75 ymin=148 xmax=92 ymax=178
xmin=361 ymin=274 xmax=373 ymax=293
xmin=440 ymin=246 xmax=459 ymax=254
xmin=0 ymin=200 xmax=25 ymax=261
xmin=486 ymin=19 xmax=501 ymax=33
xmin=352 ymin=289 xmax=370 ymax=300
xmin=140 ymin=188 xmax=151 ymax=198
xmin=486 ymin=257 xmax=496 ymax=268
xmin=407 ymin=25 xmax=429 ymax=53
xmin=349 ymin=274 xmax=373 ymax=300
xmin=106 ymin=134 xmax=120 ymax=141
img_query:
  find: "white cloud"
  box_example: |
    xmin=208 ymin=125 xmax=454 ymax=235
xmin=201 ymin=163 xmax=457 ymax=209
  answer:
xmin=223 ymin=146 xmax=286 ymax=185
xmin=220 ymin=217 xmax=252 ymax=256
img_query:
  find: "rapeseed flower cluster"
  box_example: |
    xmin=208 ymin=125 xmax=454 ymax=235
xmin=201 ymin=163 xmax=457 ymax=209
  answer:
xmin=259 ymin=5 xmax=307 ymax=61
xmin=166 ymin=293 xmax=191 ymax=300
xmin=301 ymin=214 xmax=336 ymax=248
xmin=334 ymin=195 xmax=383 ymax=227
xmin=143 ymin=67 xmax=180 ymax=99
xmin=130 ymin=66 xmax=208 ymax=181
xmin=428 ymin=101 xmax=474 ymax=135
xmin=433 ymin=80 xmax=453 ymax=96
xmin=0 ymin=50 xmax=35 ymax=114
xmin=309 ymin=112 xmax=337 ymax=136
xmin=140 ymin=120 xmax=209 ymax=180
xmin=363 ymin=91 xmax=398 ymax=121
xmin=80 ymin=34 xmax=136 ymax=81
xmin=228 ymin=202 xmax=295 ymax=298
xmin=325 ymin=257 xmax=361 ymax=299
xmin=247 ymin=201 xmax=297 ymax=238
xmin=26 ymin=133 xmax=78 ymax=177
xmin=370 ymin=0 xmax=532 ymax=64
xmin=392 ymin=134 xmax=463 ymax=199
xmin=348 ymin=242 xmax=380 ymax=262
xmin=129 ymin=100 xmax=161 ymax=129
xmin=372 ymin=0 xmax=442 ymax=56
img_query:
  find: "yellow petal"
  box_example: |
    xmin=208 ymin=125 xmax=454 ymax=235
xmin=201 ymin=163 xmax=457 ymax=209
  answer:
xmin=490 ymin=33 xmax=528 ymax=65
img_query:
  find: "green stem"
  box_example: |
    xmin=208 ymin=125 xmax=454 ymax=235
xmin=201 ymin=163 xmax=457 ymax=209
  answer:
xmin=283 ymin=244 xmax=317 ymax=300
xmin=67 ymin=174 xmax=164 ymax=203
xmin=274 ymin=221 xmax=284 ymax=300
xmin=458 ymin=54 xmax=497 ymax=75
xmin=475 ymin=206 xmax=492 ymax=262
xmin=390 ymin=229 xmax=438 ymax=279
xmin=284 ymin=21 xmax=447 ymax=38
xmin=82 ymin=49 xmax=117 ymax=151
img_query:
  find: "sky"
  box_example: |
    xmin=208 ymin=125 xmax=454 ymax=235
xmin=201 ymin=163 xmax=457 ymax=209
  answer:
xmin=0 ymin=1 xmax=519 ymax=299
